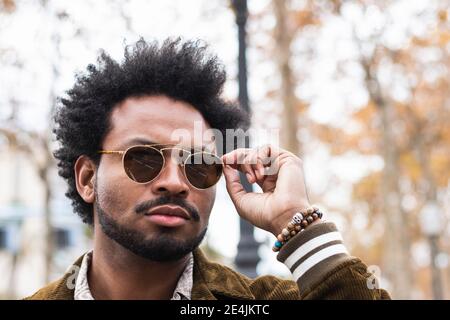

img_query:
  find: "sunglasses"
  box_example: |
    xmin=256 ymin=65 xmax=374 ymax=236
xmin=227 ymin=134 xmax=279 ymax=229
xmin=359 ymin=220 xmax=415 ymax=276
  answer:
xmin=98 ymin=144 xmax=223 ymax=189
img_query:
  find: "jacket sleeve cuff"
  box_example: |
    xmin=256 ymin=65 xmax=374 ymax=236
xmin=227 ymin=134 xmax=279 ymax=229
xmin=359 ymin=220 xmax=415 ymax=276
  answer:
xmin=276 ymin=221 xmax=352 ymax=291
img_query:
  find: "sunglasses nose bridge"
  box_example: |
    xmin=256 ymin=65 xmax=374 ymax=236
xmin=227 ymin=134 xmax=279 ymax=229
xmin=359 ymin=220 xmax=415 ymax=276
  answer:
xmin=157 ymin=148 xmax=191 ymax=181
xmin=161 ymin=147 xmax=190 ymax=166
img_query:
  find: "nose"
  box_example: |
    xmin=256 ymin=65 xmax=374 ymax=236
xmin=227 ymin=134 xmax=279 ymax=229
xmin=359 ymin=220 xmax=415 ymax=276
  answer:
xmin=150 ymin=154 xmax=190 ymax=198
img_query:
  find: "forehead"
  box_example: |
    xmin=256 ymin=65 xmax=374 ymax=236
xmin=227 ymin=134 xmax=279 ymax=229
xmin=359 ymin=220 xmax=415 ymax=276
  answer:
xmin=104 ymin=95 xmax=215 ymax=151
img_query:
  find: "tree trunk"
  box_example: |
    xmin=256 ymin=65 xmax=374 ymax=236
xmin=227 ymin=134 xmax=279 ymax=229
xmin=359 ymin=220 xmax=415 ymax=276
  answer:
xmin=379 ymin=100 xmax=412 ymax=299
xmin=363 ymin=59 xmax=412 ymax=298
xmin=273 ymin=0 xmax=301 ymax=156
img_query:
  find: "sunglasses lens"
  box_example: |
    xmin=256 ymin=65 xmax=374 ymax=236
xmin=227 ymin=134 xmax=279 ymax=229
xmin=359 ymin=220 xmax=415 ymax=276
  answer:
xmin=123 ymin=146 xmax=163 ymax=183
xmin=184 ymin=153 xmax=223 ymax=189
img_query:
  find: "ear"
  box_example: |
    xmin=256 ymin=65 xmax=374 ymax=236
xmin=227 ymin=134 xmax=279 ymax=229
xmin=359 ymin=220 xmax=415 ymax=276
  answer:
xmin=74 ymin=155 xmax=96 ymax=204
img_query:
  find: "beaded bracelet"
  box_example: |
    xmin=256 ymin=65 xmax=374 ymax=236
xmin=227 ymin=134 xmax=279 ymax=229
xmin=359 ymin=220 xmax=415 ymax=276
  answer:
xmin=272 ymin=206 xmax=323 ymax=252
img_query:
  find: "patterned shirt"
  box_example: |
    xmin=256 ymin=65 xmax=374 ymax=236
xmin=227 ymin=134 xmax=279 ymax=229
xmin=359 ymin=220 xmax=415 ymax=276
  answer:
xmin=74 ymin=250 xmax=194 ymax=300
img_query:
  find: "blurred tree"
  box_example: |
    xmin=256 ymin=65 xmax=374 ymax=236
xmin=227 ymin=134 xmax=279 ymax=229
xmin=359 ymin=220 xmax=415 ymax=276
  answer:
xmin=272 ymin=0 xmax=300 ymax=155
xmin=0 ymin=0 xmax=67 ymax=286
xmin=253 ymin=0 xmax=449 ymax=298
xmin=310 ymin=1 xmax=450 ymax=298
xmin=272 ymin=0 xmax=320 ymax=155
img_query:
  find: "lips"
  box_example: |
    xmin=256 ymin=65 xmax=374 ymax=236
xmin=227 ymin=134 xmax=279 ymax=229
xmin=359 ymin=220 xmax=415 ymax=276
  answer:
xmin=145 ymin=205 xmax=191 ymax=220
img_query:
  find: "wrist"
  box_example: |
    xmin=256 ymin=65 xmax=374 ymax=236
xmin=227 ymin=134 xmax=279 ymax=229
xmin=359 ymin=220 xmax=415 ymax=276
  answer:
xmin=271 ymin=206 xmax=324 ymax=252
xmin=270 ymin=215 xmax=295 ymax=237
xmin=269 ymin=204 xmax=311 ymax=236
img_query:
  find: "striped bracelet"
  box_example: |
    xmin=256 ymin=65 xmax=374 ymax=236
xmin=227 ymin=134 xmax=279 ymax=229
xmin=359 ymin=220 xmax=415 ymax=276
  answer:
xmin=272 ymin=206 xmax=323 ymax=252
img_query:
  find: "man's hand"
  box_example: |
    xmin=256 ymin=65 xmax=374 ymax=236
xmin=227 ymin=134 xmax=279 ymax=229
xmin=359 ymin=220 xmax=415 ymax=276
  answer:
xmin=221 ymin=145 xmax=312 ymax=236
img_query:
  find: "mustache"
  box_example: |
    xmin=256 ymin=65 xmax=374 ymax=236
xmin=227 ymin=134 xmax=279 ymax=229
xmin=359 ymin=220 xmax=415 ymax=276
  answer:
xmin=134 ymin=195 xmax=200 ymax=222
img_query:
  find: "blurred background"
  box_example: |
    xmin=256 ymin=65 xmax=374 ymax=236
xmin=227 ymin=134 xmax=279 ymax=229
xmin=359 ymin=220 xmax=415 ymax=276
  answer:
xmin=0 ymin=0 xmax=449 ymax=300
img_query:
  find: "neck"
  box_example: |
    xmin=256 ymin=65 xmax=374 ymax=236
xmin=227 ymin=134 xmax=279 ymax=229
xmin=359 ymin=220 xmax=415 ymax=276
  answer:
xmin=88 ymin=227 xmax=190 ymax=300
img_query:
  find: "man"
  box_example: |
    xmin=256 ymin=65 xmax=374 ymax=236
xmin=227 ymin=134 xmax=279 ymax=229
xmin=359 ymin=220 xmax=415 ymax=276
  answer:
xmin=26 ymin=38 xmax=389 ymax=300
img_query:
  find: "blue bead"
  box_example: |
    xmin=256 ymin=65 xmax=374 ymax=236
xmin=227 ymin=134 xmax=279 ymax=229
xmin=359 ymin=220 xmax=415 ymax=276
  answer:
xmin=275 ymin=241 xmax=283 ymax=248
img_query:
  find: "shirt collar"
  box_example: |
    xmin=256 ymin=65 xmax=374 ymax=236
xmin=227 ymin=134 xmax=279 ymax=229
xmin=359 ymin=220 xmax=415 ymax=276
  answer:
xmin=74 ymin=250 xmax=194 ymax=300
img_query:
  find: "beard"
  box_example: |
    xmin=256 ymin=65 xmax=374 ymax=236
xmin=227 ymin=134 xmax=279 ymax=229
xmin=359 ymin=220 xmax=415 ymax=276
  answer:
xmin=94 ymin=195 xmax=207 ymax=262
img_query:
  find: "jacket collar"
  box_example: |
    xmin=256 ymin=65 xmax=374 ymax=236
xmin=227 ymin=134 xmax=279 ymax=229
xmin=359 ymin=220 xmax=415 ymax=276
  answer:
xmin=43 ymin=248 xmax=255 ymax=300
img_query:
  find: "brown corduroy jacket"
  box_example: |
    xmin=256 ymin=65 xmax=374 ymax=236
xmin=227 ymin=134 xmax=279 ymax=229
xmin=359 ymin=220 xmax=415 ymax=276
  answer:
xmin=24 ymin=246 xmax=390 ymax=300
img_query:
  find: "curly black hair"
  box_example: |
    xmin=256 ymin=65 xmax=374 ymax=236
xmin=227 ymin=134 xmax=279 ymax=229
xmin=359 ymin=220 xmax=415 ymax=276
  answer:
xmin=53 ymin=38 xmax=250 ymax=225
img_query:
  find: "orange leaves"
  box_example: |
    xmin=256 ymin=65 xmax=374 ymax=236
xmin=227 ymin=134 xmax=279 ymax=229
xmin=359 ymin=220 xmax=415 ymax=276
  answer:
xmin=353 ymin=100 xmax=378 ymax=124
xmin=438 ymin=10 xmax=447 ymax=23
xmin=400 ymin=152 xmax=422 ymax=184
xmin=310 ymin=101 xmax=381 ymax=156
xmin=310 ymin=122 xmax=379 ymax=156
xmin=293 ymin=9 xmax=320 ymax=28
xmin=430 ymin=152 xmax=450 ymax=187
xmin=352 ymin=171 xmax=381 ymax=202
xmin=309 ymin=123 xmax=348 ymax=155
xmin=437 ymin=30 xmax=450 ymax=46
xmin=0 ymin=0 xmax=15 ymax=13
xmin=411 ymin=36 xmax=432 ymax=48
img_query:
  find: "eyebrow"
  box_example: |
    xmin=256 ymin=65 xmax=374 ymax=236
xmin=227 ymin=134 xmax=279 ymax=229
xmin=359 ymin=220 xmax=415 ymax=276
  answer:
xmin=121 ymin=138 xmax=157 ymax=148
xmin=119 ymin=138 xmax=210 ymax=152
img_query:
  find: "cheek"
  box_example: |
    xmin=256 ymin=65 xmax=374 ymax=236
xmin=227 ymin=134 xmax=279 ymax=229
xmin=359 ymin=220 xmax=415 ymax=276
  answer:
xmin=95 ymin=166 xmax=138 ymax=218
xmin=96 ymin=179 xmax=124 ymax=215
xmin=193 ymin=187 xmax=216 ymax=221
